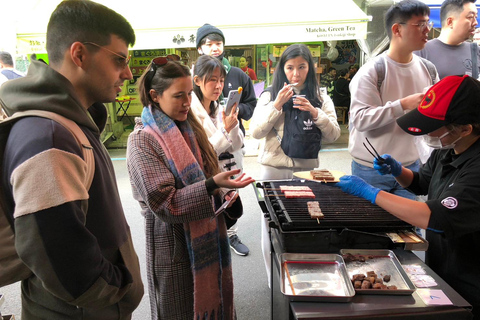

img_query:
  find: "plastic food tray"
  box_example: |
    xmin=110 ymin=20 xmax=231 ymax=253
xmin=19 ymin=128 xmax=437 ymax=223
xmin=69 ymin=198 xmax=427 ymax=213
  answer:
xmin=280 ymin=253 xmax=355 ymax=302
xmin=340 ymin=249 xmax=416 ymax=295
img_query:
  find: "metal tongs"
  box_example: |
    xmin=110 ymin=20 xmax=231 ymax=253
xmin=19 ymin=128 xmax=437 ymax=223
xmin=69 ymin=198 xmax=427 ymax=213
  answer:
xmin=363 ymin=137 xmax=385 ymax=164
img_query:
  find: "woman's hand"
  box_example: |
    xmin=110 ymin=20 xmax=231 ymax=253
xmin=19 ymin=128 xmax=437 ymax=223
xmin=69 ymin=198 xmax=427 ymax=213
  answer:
xmin=273 ymin=83 xmax=294 ymax=111
xmin=222 ymin=103 xmax=239 ymax=133
xmin=293 ymin=96 xmax=319 ymax=119
xmin=224 ymin=189 xmax=239 ymax=208
xmin=213 ymin=170 xmax=255 ymax=189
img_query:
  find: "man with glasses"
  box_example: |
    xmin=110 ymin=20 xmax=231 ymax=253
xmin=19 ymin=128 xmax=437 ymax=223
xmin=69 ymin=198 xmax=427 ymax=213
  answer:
xmin=416 ymin=0 xmax=479 ymax=79
xmin=348 ymin=0 xmax=439 ymax=208
xmin=0 ymin=1 xmax=143 ymax=319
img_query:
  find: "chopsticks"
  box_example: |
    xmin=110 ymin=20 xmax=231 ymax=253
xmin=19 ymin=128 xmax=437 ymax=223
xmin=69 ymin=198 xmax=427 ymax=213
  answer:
xmin=284 ymin=262 xmax=296 ymax=295
xmin=363 ymin=137 xmax=385 ymax=164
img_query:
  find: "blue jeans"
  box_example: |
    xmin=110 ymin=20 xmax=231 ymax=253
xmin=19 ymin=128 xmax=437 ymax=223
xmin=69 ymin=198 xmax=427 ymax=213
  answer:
xmin=351 ymin=160 xmax=420 ymax=200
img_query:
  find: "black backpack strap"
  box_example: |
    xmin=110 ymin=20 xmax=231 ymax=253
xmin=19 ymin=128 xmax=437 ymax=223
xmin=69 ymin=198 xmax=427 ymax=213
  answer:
xmin=471 ymin=42 xmax=478 ymax=79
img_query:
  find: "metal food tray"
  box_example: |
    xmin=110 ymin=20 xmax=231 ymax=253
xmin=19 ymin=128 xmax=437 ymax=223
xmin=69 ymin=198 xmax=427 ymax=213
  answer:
xmin=280 ymin=253 xmax=355 ymax=302
xmin=340 ymin=249 xmax=416 ymax=295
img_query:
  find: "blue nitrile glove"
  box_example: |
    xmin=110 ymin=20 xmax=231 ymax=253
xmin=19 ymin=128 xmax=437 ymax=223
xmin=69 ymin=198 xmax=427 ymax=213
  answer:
xmin=335 ymin=175 xmax=380 ymax=204
xmin=373 ymin=154 xmax=402 ymax=177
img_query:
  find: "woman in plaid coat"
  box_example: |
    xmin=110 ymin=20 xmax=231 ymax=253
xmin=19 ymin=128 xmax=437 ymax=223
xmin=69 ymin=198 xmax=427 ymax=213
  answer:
xmin=126 ymin=56 xmax=254 ymax=320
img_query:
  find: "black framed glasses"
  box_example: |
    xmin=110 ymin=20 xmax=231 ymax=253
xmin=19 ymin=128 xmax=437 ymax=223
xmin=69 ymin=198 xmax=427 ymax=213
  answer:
xmin=83 ymin=42 xmax=131 ymax=69
xmin=398 ymin=20 xmax=434 ymax=32
xmin=146 ymin=54 xmax=181 ymax=88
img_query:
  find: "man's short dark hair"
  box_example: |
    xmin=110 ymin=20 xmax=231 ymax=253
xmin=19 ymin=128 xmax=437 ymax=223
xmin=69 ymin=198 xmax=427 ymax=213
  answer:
xmin=328 ymin=67 xmax=336 ymax=73
xmin=441 ymin=0 xmax=477 ymax=27
xmin=385 ymin=0 xmax=430 ymax=39
xmin=46 ymin=0 xmax=135 ymax=64
xmin=339 ymin=69 xmax=349 ymax=77
xmin=0 ymin=51 xmax=14 ymax=66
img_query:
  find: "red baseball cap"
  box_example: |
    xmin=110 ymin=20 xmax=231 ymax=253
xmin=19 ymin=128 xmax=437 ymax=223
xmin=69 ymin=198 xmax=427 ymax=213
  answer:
xmin=397 ymin=75 xmax=480 ymax=135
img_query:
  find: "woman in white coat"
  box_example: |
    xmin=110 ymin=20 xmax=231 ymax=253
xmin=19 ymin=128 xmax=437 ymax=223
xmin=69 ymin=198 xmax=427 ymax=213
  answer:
xmin=191 ymin=55 xmax=248 ymax=255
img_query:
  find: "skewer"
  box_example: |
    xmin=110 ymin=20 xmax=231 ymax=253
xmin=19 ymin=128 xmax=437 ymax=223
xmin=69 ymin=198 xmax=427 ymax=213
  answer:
xmin=284 ymin=262 xmax=296 ymax=296
xmin=317 ymin=218 xmax=320 ymax=224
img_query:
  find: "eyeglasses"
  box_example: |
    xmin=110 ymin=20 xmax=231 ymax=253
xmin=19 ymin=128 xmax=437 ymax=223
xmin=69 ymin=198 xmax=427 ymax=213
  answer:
xmin=83 ymin=42 xmax=131 ymax=69
xmin=146 ymin=54 xmax=181 ymax=88
xmin=398 ymin=20 xmax=434 ymax=31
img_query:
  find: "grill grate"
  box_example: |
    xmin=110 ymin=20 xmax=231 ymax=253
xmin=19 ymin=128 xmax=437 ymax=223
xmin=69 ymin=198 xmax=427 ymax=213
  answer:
xmin=262 ymin=180 xmax=411 ymax=232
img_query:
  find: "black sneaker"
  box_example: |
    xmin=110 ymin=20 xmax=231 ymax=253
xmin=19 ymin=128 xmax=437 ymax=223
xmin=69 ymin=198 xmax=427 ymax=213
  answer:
xmin=229 ymin=235 xmax=249 ymax=256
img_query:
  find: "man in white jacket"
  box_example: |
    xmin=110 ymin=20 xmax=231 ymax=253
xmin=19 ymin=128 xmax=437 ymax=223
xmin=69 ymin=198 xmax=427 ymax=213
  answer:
xmin=349 ymin=0 xmax=438 ymax=200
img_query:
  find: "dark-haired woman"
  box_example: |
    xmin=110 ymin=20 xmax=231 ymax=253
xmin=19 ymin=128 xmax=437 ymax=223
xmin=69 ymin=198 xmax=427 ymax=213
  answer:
xmin=191 ymin=55 xmax=243 ymax=166
xmin=249 ymin=44 xmax=340 ymax=287
xmin=126 ymin=56 xmax=254 ymax=319
xmin=191 ymin=55 xmax=248 ymax=253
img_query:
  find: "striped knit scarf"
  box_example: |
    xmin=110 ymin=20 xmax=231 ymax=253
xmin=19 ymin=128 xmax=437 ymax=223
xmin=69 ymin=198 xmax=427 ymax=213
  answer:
xmin=141 ymin=106 xmax=234 ymax=320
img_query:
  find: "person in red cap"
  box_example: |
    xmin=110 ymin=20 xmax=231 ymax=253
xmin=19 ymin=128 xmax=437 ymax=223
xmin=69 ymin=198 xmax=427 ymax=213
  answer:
xmin=336 ymin=75 xmax=480 ymax=319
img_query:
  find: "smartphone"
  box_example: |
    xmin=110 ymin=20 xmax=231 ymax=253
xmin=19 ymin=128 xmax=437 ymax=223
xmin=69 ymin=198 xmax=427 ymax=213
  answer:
xmin=211 ymin=189 xmax=238 ymax=220
xmin=224 ymin=88 xmax=242 ymax=116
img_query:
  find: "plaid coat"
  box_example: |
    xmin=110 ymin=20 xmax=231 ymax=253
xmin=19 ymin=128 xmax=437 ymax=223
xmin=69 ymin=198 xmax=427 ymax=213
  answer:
xmin=127 ymin=124 xmax=233 ymax=320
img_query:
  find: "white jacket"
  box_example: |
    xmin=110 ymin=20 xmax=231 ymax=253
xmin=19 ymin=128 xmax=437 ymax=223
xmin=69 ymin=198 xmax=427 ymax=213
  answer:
xmin=190 ymin=93 xmax=244 ymax=168
xmin=250 ymin=88 xmax=340 ymax=169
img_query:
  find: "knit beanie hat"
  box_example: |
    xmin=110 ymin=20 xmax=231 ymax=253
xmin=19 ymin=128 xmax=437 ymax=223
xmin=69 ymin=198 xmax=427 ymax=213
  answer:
xmin=196 ymin=23 xmax=225 ymax=49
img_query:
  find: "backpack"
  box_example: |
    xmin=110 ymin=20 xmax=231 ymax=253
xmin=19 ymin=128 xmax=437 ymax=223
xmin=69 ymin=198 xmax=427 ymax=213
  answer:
xmin=0 ymin=110 xmax=95 ymax=287
xmin=374 ymin=55 xmax=437 ymax=91
xmin=470 ymin=42 xmax=478 ymax=79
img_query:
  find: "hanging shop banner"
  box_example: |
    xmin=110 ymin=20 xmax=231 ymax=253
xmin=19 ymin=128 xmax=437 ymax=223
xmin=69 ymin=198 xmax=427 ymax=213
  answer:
xmin=132 ymin=21 xmax=369 ymax=50
xmin=17 ymin=36 xmax=47 ymax=55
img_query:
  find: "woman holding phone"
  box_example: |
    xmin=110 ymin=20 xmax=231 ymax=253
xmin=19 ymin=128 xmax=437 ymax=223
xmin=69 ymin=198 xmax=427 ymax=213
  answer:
xmin=191 ymin=55 xmax=244 ymax=165
xmin=249 ymin=43 xmax=341 ymax=287
xmin=191 ymin=55 xmax=249 ymax=255
xmin=126 ymin=55 xmax=254 ymax=319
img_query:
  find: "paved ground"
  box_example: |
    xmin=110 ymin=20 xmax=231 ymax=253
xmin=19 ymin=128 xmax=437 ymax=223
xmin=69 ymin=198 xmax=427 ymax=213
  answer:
xmin=0 ymin=126 xmax=351 ymax=319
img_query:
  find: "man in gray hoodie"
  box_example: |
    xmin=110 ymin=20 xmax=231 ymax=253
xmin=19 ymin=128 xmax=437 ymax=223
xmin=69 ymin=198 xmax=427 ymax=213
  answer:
xmin=0 ymin=1 xmax=143 ymax=319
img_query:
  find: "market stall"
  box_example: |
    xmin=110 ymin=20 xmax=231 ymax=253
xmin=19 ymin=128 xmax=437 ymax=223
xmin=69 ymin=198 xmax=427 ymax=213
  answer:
xmin=254 ymin=179 xmax=473 ymax=320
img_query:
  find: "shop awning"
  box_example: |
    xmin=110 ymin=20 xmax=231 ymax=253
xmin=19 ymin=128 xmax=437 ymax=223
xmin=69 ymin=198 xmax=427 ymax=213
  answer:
xmin=9 ymin=0 xmax=371 ymax=54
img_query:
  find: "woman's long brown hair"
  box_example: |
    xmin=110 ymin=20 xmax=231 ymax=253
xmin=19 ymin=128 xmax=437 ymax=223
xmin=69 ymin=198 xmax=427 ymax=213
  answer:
xmin=138 ymin=59 xmax=220 ymax=178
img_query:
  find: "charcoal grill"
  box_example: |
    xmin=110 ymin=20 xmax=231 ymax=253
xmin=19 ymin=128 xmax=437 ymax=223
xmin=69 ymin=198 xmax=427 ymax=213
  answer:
xmin=255 ymin=179 xmax=425 ymax=253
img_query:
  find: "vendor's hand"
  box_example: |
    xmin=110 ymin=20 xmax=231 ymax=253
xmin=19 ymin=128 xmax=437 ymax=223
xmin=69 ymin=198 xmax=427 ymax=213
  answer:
xmin=335 ymin=175 xmax=380 ymax=204
xmin=222 ymin=104 xmax=239 ymax=133
xmin=293 ymin=96 xmax=317 ymax=118
xmin=273 ymin=82 xmax=294 ymax=111
xmin=400 ymin=93 xmax=424 ymax=111
xmin=213 ymin=170 xmax=255 ymax=189
xmin=373 ymin=154 xmax=402 ymax=177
